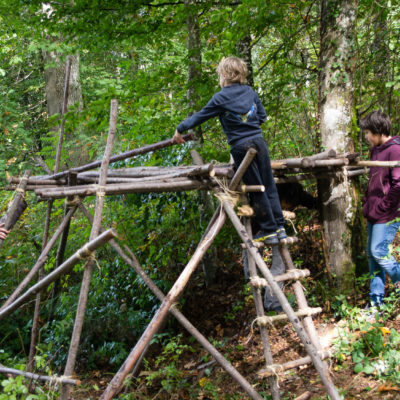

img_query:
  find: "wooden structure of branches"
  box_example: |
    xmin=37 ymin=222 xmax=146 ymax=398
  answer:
xmin=3 ymin=94 xmax=390 ymax=399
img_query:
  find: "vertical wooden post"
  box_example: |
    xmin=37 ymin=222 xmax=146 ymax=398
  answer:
xmin=60 ymin=99 xmax=118 ymax=400
xmin=100 ymin=148 xmax=257 ymax=400
xmin=279 ymin=245 xmax=322 ymax=351
xmin=27 ymin=200 xmax=53 ymax=373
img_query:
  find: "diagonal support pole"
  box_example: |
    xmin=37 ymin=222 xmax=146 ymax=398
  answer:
xmin=0 ymin=229 xmax=117 ymax=321
xmin=78 ymin=202 xmax=262 ymax=400
xmin=100 ymin=148 xmax=258 ymax=400
xmin=0 ymin=170 xmax=30 ymax=251
xmin=1 ymin=206 xmax=78 ymax=311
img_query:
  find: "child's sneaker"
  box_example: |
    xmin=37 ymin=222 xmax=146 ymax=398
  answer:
xmin=253 ymin=231 xmax=279 ymax=245
xmin=363 ymin=303 xmax=382 ymax=323
xmin=276 ymin=227 xmax=287 ymax=240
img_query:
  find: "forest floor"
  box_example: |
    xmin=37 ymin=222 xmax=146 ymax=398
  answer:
xmin=71 ymin=212 xmax=400 ymax=400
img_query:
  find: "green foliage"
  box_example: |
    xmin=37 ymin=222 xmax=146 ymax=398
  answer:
xmin=333 ymin=290 xmax=400 ymax=386
xmin=143 ymin=333 xmax=194 ymax=394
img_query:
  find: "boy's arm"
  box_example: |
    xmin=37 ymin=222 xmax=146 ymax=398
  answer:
xmin=376 ymin=168 xmax=400 ymax=213
xmin=375 ymin=148 xmax=400 ymax=214
xmin=176 ymin=97 xmax=221 ymax=134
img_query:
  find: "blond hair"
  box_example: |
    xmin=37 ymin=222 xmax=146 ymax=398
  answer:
xmin=217 ymin=57 xmax=248 ymax=86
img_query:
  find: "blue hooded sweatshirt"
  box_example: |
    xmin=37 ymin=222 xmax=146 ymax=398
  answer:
xmin=177 ymin=84 xmax=267 ymax=146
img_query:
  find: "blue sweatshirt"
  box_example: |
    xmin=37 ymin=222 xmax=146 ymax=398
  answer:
xmin=177 ymin=84 xmax=267 ymax=146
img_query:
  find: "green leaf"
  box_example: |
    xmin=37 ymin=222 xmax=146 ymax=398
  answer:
xmin=363 ymin=364 xmax=375 ymax=374
xmin=353 ymin=363 xmax=363 ymax=373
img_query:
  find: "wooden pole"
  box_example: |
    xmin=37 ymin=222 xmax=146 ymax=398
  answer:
xmin=243 ymin=216 xmax=280 ymax=400
xmin=0 ymin=229 xmax=116 ymax=321
xmin=78 ymin=203 xmax=263 ymax=400
xmin=221 ymin=201 xmax=341 ymax=400
xmin=27 ymin=199 xmax=53 ymax=373
xmin=0 ymin=366 xmax=80 ymax=386
xmin=48 ymin=133 xmax=194 ymax=181
xmin=0 ymin=170 xmax=30 ymax=251
xmin=100 ymin=148 xmax=257 ymax=400
xmin=356 ymin=160 xmax=400 ymax=167
xmin=60 ymin=99 xmax=118 ymax=400
xmin=0 ymin=206 xmax=78 ymax=311
xmin=47 ymin=172 xmax=78 ymax=324
xmin=279 ymin=245 xmax=322 ymax=351
xmin=34 ymin=179 xmax=212 ymax=199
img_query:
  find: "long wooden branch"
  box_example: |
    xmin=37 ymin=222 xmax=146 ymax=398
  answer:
xmin=34 ymin=179 xmax=213 ymax=199
xmin=48 ymin=133 xmax=194 ymax=180
xmin=356 ymin=160 xmax=400 ymax=167
xmin=0 ymin=365 xmax=80 ymax=386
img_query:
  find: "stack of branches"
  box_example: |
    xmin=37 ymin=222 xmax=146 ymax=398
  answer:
xmin=6 ymin=149 xmax=373 ymax=200
xmin=271 ymin=149 xmax=367 ymax=184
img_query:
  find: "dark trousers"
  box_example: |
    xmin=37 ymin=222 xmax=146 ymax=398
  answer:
xmin=230 ymin=136 xmax=284 ymax=233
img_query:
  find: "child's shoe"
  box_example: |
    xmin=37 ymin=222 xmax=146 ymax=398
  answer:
xmin=253 ymin=231 xmax=279 ymax=245
xmin=363 ymin=303 xmax=382 ymax=323
xmin=276 ymin=226 xmax=287 ymax=240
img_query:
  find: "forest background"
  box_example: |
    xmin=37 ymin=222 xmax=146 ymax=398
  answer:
xmin=1 ymin=0 xmax=400 ymax=399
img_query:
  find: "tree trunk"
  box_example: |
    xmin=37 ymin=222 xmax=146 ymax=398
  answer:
xmin=371 ymin=3 xmax=390 ymax=114
xmin=318 ymin=0 xmax=359 ymax=289
xmin=43 ymin=51 xmax=83 ymax=166
xmin=237 ymin=35 xmax=254 ymax=87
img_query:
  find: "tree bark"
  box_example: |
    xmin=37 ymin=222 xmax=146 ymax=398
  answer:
xmin=318 ymin=0 xmax=359 ymax=289
xmin=43 ymin=49 xmax=83 ymax=166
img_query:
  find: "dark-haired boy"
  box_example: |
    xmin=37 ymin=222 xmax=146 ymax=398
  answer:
xmin=360 ymin=110 xmax=400 ymax=308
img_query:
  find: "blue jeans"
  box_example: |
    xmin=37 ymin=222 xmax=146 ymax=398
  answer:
xmin=367 ymin=221 xmax=400 ymax=305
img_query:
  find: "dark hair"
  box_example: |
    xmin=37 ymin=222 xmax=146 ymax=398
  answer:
xmin=359 ymin=110 xmax=391 ymax=136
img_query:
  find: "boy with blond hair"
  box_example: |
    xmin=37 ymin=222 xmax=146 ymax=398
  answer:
xmin=173 ymin=57 xmax=286 ymax=244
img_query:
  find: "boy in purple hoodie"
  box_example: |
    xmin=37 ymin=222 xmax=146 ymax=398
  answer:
xmin=360 ymin=110 xmax=400 ymax=308
xmin=172 ymin=57 xmax=286 ymax=244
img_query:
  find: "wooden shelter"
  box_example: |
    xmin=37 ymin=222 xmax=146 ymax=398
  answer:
xmin=3 ymin=97 xmax=391 ymax=399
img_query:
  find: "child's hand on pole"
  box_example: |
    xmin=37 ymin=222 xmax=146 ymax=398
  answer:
xmin=172 ymin=130 xmax=185 ymax=144
xmin=0 ymin=223 xmax=9 ymax=240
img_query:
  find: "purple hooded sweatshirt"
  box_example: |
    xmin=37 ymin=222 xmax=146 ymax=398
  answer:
xmin=362 ymin=136 xmax=400 ymax=223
